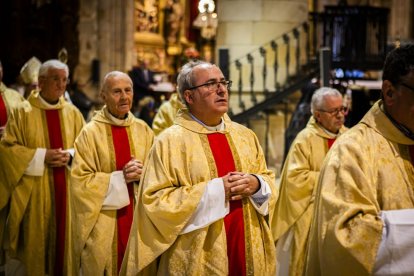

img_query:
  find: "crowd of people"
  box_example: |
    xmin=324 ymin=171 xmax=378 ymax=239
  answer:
xmin=0 ymin=43 xmax=413 ymax=276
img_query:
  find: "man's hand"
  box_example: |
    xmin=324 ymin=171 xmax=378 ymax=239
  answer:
xmin=123 ymin=157 xmax=143 ymax=183
xmin=222 ymin=172 xmax=260 ymax=201
xmin=45 ymin=148 xmax=70 ymax=167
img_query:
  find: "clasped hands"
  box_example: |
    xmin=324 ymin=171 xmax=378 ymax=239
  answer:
xmin=223 ymin=172 xmax=260 ymax=201
xmin=45 ymin=148 xmax=71 ymax=167
xmin=122 ymin=157 xmax=143 ymax=183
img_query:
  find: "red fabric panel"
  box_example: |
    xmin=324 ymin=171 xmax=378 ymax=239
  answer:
xmin=327 ymin=138 xmax=336 ymax=149
xmin=409 ymin=145 xmax=414 ymax=166
xmin=45 ymin=109 xmax=66 ymax=275
xmin=111 ymin=125 xmax=134 ymax=272
xmin=207 ymin=133 xmax=246 ymax=276
xmin=0 ymin=93 xmax=7 ymax=126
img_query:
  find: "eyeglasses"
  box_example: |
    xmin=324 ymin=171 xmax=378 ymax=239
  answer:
xmin=400 ymin=82 xmax=414 ymax=93
xmin=318 ymin=106 xmax=348 ymax=116
xmin=188 ymin=80 xmax=232 ymax=91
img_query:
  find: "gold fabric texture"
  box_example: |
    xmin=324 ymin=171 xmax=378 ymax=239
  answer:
xmin=1 ymin=90 xmax=85 ymax=275
xmin=271 ymin=117 xmax=346 ymax=276
xmin=306 ymin=101 xmax=414 ymax=275
xmin=152 ymin=93 xmax=185 ymax=136
xmin=0 ymin=83 xmax=27 ymax=264
xmin=121 ymin=110 xmax=277 ymax=275
xmin=69 ymin=106 xmax=154 ymax=275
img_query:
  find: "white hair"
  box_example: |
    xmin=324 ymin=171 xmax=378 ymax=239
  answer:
xmin=101 ymin=71 xmax=132 ymax=93
xmin=310 ymin=87 xmax=342 ymax=114
xmin=38 ymin=59 xmax=69 ymax=78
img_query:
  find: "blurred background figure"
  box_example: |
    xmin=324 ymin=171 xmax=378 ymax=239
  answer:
xmin=0 ymin=60 xmax=25 ymax=138
xmin=19 ymin=56 xmax=41 ymax=99
xmin=152 ymin=92 xmax=184 ymax=136
xmin=128 ymin=58 xmax=157 ymax=124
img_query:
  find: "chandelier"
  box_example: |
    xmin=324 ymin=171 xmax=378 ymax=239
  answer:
xmin=193 ymin=0 xmax=218 ymax=39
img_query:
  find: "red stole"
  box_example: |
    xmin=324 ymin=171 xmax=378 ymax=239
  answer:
xmin=45 ymin=110 xmax=66 ymax=275
xmin=207 ymin=133 xmax=246 ymax=276
xmin=0 ymin=93 xmax=7 ymax=127
xmin=111 ymin=125 xmax=134 ymax=272
xmin=327 ymin=138 xmax=336 ymax=149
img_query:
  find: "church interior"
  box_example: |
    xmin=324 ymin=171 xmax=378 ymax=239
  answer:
xmin=0 ymin=0 xmax=413 ymax=173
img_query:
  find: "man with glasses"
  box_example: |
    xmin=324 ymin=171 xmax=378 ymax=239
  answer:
xmin=271 ymin=87 xmax=347 ymax=276
xmin=122 ymin=60 xmax=277 ymax=275
xmin=0 ymin=59 xmax=84 ymax=275
xmin=306 ymin=44 xmax=414 ymax=275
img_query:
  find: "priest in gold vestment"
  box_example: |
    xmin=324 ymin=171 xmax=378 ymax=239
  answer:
xmin=271 ymin=87 xmax=347 ymax=276
xmin=0 ymin=60 xmax=85 ymax=275
xmin=0 ymin=59 xmax=27 ymax=269
xmin=121 ymin=60 xmax=277 ymax=275
xmin=306 ymin=44 xmax=414 ymax=275
xmin=152 ymin=92 xmax=184 ymax=135
xmin=69 ymin=71 xmax=154 ymax=275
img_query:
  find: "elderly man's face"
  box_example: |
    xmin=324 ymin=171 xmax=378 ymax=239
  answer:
xmin=102 ymin=75 xmax=133 ymax=119
xmin=38 ymin=68 xmax=68 ymax=103
xmin=314 ymin=95 xmax=345 ymax=133
xmin=184 ymin=65 xmax=229 ymax=125
xmin=388 ymin=70 xmax=414 ymax=132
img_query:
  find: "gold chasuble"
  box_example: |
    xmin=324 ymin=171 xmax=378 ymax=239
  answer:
xmin=208 ymin=133 xmax=246 ymax=276
xmin=69 ymin=107 xmax=154 ymax=275
xmin=1 ymin=91 xmax=84 ymax=275
xmin=121 ymin=110 xmax=277 ymax=275
xmin=270 ymin=117 xmax=346 ymax=276
xmin=0 ymin=82 xmax=25 ymax=131
xmin=0 ymin=83 xmax=26 ymax=264
xmin=152 ymin=93 xmax=184 ymax=136
xmin=306 ymin=101 xmax=414 ymax=275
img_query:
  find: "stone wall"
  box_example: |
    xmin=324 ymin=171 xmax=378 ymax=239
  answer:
xmin=75 ymin=0 xmax=135 ymax=100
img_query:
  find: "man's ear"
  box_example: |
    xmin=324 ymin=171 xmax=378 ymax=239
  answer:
xmin=313 ymin=112 xmax=321 ymax=123
xmin=382 ymin=80 xmax=395 ymax=105
xmin=100 ymin=91 xmax=106 ymax=101
xmin=183 ymin=90 xmax=193 ymax=105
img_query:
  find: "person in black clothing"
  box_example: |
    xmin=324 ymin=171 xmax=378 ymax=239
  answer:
xmin=128 ymin=59 xmax=157 ymax=125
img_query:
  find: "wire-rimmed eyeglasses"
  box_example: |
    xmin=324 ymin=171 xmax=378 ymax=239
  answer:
xmin=318 ymin=106 xmax=348 ymax=116
xmin=188 ymin=80 xmax=232 ymax=91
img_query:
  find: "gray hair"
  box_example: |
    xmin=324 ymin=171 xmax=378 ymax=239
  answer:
xmin=101 ymin=71 xmax=132 ymax=93
xmin=310 ymin=87 xmax=342 ymax=114
xmin=177 ymin=60 xmax=215 ymax=106
xmin=38 ymin=59 xmax=69 ymax=78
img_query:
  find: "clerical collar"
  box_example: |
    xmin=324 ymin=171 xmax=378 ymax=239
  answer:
xmin=384 ymin=109 xmax=414 ymax=141
xmin=320 ymin=124 xmax=339 ymax=138
xmin=104 ymin=107 xmax=128 ymax=124
xmin=38 ymin=93 xmax=60 ymax=108
xmin=189 ymin=113 xmax=225 ymax=131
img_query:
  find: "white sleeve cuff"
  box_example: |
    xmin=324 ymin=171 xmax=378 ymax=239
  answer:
xmin=64 ymin=148 xmax=75 ymax=170
xmin=248 ymin=174 xmax=271 ymax=216
xmin=24 ymin=148 xmax=46 ymax=176
xmin=374 ymin=209 xmax=414 ymax=275
xmin=181 ymin=178 xmax=229 ymax=234
xmin=102 ymin=171 xmax=130 ymax=210
xmin=66 ymin=148 xmax=75 ymax=157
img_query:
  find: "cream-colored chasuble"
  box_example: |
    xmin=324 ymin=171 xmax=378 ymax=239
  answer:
xmin=121 ymin=110 xmax=277 ymax=275
xmin=271 ymin=117 xmax=346 ymax=276
xmin=305 ymin=101 xmax=414 ymax=276
xmin=1 ymin=90 xmax=84 ymax=275
xmin=69 ymin=107 xmax=154 ymax=275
